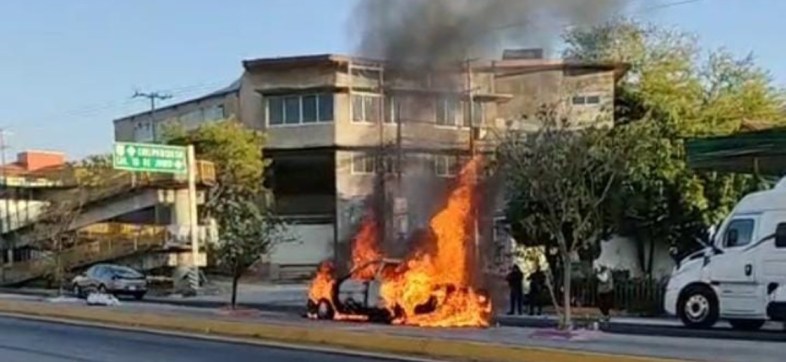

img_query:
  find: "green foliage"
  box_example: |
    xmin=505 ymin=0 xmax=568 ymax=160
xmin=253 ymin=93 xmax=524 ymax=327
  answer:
xmin=216 ymin=195 xmax=288 ymax=277
xmin=164 ymin=119 xmax=286 ymax=305
xmin=563 ymin=19 xmax=781 ymax=271
xmin=70 ymin=153 xmax=115 ymax=187
xmin=166 ymin=119 xmax=268 ymax=201
xmin=499 ymin=112 xmax=631 ymax=327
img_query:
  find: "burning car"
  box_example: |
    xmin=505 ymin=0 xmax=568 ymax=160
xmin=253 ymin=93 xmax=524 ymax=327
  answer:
xmin=307 ymin=157 xmax=493 ymax=328
xmin=307 ymin=258 xmax=401 ymax=323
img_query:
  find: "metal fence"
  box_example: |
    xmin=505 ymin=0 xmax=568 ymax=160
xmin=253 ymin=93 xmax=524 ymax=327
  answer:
xmin=571 ymin=277 xmax=668 ymax=316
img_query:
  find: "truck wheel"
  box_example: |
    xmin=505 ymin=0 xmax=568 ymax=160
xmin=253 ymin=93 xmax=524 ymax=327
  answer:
xmin=678 ymin=285 xmax=719 ymax=329
xmin=729 ymin=319 xmax=765 ymax=331
xmin=317 ymin=299 xmax=335 ymax=320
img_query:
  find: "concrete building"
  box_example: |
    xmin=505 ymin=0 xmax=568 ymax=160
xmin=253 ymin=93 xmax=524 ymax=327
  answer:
xmin=113 ymin=52 xmax=626 ymax=280
xmin=113 ymin=80 xmax=242 ymax=143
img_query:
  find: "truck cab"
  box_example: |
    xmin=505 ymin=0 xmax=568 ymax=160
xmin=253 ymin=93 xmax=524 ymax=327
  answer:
xmin=664 ymin=180 xmax=786 ymax=329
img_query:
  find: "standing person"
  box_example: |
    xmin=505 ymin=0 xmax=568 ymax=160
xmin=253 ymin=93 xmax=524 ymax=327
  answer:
xmin=527 ymin=264 xmax=545 ymax=316
xmin=596 ymin=265 xmax=614 ymax=322
xmin=506 ymin=264 xmax=524 ymax=315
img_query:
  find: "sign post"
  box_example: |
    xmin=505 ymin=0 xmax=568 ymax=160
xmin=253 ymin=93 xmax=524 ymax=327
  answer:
xmin=113 ymin=142 xmax=200 ymax=289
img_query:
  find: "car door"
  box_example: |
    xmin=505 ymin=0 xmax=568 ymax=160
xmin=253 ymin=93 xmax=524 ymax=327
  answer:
xmin=87 ymin=266 xmax=104 ymax=290
xmin=761 ymin=216 xmax=786 ymax=291
xmin=710 ymin=215 xmax=760 ymax=316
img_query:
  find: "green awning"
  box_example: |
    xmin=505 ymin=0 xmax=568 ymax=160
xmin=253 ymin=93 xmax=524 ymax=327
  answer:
xmin=686 ymin=127 xmax=786 ymax=175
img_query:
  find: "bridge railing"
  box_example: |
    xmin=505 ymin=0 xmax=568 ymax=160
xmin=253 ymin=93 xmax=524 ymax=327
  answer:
xmin=3 ymin=160 xmax=216 ymax=235
xmin=0 ymin=222 xmax=168 ymax=285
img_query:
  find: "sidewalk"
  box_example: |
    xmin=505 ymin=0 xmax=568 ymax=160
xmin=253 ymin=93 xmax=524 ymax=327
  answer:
xmin=0 ymin=293 xmax=783 ymax=362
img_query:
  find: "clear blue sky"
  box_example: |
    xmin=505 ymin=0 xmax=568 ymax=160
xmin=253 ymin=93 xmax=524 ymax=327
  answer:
xmin=0 ymin=0 xmax=781 ymax=160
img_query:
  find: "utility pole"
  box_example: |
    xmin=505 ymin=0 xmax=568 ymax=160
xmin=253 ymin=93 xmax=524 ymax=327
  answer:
xmin=132 ymin=91 xmax=171 ymax=238
xmin=132 ymin=91 xmax=172 ymax=142
xmin=466 ymin=58 xmax=480 ymax=268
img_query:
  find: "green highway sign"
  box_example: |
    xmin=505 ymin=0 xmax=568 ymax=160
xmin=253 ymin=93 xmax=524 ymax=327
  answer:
xmin=113 ymin=142 xmax=188 ymax=174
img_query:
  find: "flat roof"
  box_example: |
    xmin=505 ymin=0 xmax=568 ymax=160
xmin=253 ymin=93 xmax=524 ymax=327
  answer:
xmin=242 ymin=53 xmax=627 ymax=76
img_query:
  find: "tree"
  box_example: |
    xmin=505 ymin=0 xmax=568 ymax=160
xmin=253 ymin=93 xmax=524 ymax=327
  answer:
xmin=562 ymin=19 xmax=782 ymax=270
xmin=499 ymin=112 xmax=627 ymax=329
xmin=216 ymin=194 xmax=288 ymax=308
xmin=31 ymin=189 xmax=87 ymax=293
xmin=165 ymin=119 xmax=268 ymax=208
xmin=71 ymin=153 xmax=115 ymax=187
xmin=165 ymin=119 xmax=288 ymax=304
xmin=563 ymin=19 xmax=785 ymax=135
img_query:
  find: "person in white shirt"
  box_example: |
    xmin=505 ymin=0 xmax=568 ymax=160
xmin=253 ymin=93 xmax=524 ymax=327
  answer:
xmin=596 ymin=264 xmax=614 ymax=322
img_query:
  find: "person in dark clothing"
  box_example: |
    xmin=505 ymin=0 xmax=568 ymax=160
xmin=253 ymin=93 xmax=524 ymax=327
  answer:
xmin=528 ymin=265 xmax=545 ymax=316
xmin=506 ymin=264 xmax=524 ymax=315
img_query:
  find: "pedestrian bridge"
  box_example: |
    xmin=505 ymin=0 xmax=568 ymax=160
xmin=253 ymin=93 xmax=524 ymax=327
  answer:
xmin=0 ymin=161 xmax=217 ymax=286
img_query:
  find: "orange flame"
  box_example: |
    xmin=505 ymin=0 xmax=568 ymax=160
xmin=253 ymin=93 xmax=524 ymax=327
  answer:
xmin=307 ymin=157 xmax=491 ymax=328
xmin=351 ymin=214 xmax=382 ymax=280
xmin=380 ymin=157 xmax=491 ymax=327
xmin=308 ymin=261 xmax=336 ymax=305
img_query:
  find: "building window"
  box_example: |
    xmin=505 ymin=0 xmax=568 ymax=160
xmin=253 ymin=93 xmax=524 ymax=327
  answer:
xmin=203 ymin=105 xmax=225 ymax=122
xmin=351 ymin=153 xmax=376 ymax=174
xmin=284 ymin=96 xmax=300 ymax=125
xmin=382 ymin=155 xmax=401 ymax=174
xmin=266 ymin=94 xmax=334 ymax=127
xmin=268 ymin=97 xmax=284 ymax=125
xmin=571 ymin=95 xmax=601 ymax=106
xmin=318 ymin=94 xmax=334 ymax=122
xmin=434 ymin=155 xmax=458 ymax=177
xmin=352 ymin=94 xmax=381 ymax=124
xmin=436 ymin=97 xmax=463 ymax=127
xmin=384 ymin=96 xmax=399 ymax=124
xmin=434 ymin=155 xmax=469 ymax=177
xmin=302 ymin=95 xmax=318 ymax=123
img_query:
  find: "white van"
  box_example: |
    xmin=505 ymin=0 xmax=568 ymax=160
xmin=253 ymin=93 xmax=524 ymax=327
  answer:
xmin=664 ymin=179 xmax=786 ymax=330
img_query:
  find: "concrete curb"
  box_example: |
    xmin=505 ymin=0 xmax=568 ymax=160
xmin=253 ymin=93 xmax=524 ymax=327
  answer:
xmin=0 ymin=300 xmax=684 ymax=362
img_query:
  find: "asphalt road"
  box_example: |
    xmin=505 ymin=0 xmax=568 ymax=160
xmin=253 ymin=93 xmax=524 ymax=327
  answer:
xmin=0 ymin=316 xmax=410 ymax=362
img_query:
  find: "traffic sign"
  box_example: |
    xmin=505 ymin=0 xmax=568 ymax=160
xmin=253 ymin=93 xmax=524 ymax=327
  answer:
xmin=113 ymin=142 xmax=188 ymax=174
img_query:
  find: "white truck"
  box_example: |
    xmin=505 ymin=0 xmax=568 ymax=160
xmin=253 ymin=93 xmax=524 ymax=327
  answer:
xmin=664 ymin=178 xmax=786 ymax=330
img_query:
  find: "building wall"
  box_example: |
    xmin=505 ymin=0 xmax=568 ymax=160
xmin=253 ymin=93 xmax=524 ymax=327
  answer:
xmin=239 ymin=66 xmax=337 ymax=149
xmin=114 ymin=92 xmax=239 ymax=143
xmin=495 ymin=68 xmax=615 ymax=130
xmin=595 ymin=236 xmax=675 ymax=279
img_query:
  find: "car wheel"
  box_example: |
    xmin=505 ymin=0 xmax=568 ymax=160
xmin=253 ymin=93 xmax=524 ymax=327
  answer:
xmin=72 ymin=285 xmax=83 ymax=299
xmin=678 ymin=285 xmax=719 ymax=329
xmin=317 ymin=299 xmax=335 ymax=320
xmin=729 ymin=319 xmax=765 ymax=331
